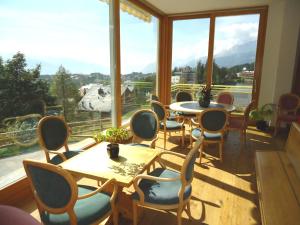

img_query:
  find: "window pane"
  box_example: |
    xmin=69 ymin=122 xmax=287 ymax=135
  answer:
xmin=212 ymin=14 xmax=260 ymax=111
xmin=171 ymin=18 xmax=210 ymax=101
xmin=120 ymin=0 xmax=158 ymax=124
xmin=0 ymin=0 xmax=111 ymax=188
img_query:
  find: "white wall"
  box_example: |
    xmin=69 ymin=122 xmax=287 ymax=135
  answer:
xmin=259 ymin=0 xmax=300 ymax=106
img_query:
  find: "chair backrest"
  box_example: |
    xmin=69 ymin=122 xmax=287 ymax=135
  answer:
xmin=244 ymin=100 xmax=256 ymax=122
xmin=199 ymin=108 xmax=228 ymax=133
xmin=278 ymin=93 xmax=300 ymax=113
xmin=217 ymin=92 xmax=234 ymax=105
xmin=151 ymin=100 xmax=166 ymax=121
xmin=150 ymin=94 xmax=159 ymax=101
xmin=37 ymin=116 xmax=69 ymax=151
xmin=176 ymin=91 xmax=193 ymax=102
xmin=181 ymin=139 xmax=202 ymax=185
xmin=130 ymin=109 xmax=159 ymax=141
xmin=23 ymin=160 xmax=77 ymax=214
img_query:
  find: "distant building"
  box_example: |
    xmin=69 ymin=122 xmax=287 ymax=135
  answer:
xmin=237 ymin=70 xmax=254 ymax=84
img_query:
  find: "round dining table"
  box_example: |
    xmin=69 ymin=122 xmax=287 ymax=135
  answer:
xmin=169 ymin=101 xmax=236 ymax=114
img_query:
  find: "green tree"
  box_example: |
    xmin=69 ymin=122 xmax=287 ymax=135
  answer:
xmin=50 ymin=66 xmax=80 ymax=121
xmin=196 ymin=60 xmax=205 ymax=83
xmin=0 ymin=53 xmax=51 ymax=121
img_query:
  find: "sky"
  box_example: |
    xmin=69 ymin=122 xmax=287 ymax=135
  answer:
xmin=0 ymin=0 xmax=258 ymax=75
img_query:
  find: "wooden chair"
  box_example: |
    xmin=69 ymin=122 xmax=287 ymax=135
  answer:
xmin=176 ymin=91 xmax=196 ymax=126
xmin=151 ymin=100 xmax=185 ymax=149
xmin=131 ymin=139 xmax=203 ymax=225
xmin=228 ymin=101 xmax=255 ymax=143
xmin=37 ymin=116 xmax=94 ymax=165
xmin=23 ymin=160 xmax=118 ymax=225
xmin=216 ymin=92 xmax=234 ymax=105
xmin=0 ymin=205 xmax=41 ymax=225
xmin=150 ymin=94 xmax=159 ymax=101
xmin=130 ymin=109 xmax=159 ymax=148
xmin=190 ymin=108 xmax=228 ymax=163
xmin=274 ymin=93 xmax=300 ymax=136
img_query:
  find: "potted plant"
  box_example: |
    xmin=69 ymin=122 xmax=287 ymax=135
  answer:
xmin=95 ymin=127 xmax=130 ymax=144
xmin=198 ymin=86 xmax=213 ymax=108
xmin=250 ymin=103 xmax=275 ymax=131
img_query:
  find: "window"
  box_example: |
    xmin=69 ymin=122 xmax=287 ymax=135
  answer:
xmin=170 ymin=11 xmax=264 ymax=111
xmin=120 ymin=0 xmax=159 ymax=124
xmin=212 ymin=14 xmax=260 ymax=111
xmin=171 ymin=18 xmax=210 ymax=101
xmin=0 ymin=0 xmax=112 ymax=188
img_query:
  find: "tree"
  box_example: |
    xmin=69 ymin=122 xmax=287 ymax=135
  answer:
xmin=196 ymin=60 xmax=205 ymax=83
xmin=50 ymin=66 xmax=80 ymax=121
xmin=0 ymin=52 xmax=51 ymax=121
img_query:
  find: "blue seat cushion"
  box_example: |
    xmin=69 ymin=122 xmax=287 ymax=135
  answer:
xmin=191 ymin=128 xmax=222 ymax=140
xmin=126 ymin=143 xmax=150 ymax=148
xmin=50 ymin=150 xmax=82 ymax=165
xmin=160 ymin=120 xmax=183 ymax=131
xmin=168 ymin=111 xmax=177 ymax=121
xmin=132 ymin=168 xmax=191 ymax=205
xmin=41 ymin=185 xmax=111 ymax=225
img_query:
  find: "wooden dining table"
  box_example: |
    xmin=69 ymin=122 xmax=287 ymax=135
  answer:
xmin=169 ymin=101 xmax=236 ymax=114
xmin=60 ymin=141 xmax=161 ymax=220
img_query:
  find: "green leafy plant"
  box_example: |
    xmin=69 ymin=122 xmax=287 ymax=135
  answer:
xmin=250 ymin=103 xmax=276 ymax=131
xmin=198 ymin=86 xmax=213 ymax=102
xmin=95 ymin=127 xmax=130 ymax=144
xmin=250 ymin=103 xmax=275 ymax=121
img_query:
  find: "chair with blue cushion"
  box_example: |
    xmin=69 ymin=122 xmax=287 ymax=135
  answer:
xmin=37 ymin=116 xmax=91 ymax=165
xmin=130 ymin=109 xmax=159 ymax=148
xmin=190 ymin=108 xmax=228 ymax=163
xmin=151 ymin=101 xmax=185 ymax=149
xmin=131 ymin=139 xmax=202 ymax=225
xmin=176 ymin=91 xmax=196 ymax=126
xmin=23 ymin=160 xmax=118 ymax=225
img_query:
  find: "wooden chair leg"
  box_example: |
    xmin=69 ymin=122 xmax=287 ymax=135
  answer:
xmin=182 ymin=127 xmax=185 ymax=146
xmin=112 ymin=207 xmax=119 ymax=225
xmin=177 ymin=206 xmax=183 ymax=225
xmin=199 ymin=144 xmax=203 ymax=164
xmin=186 ymin=201 xmax=192 ymax=219
xmin=133 ymin=201 xmax=138 ymax=225
xmin=219 ymin=142 xmax=223 ymax=162
xmin=164 ymin=131 xmax=167 ymax=150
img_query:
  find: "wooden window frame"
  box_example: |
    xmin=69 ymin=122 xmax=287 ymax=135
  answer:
xmin=159 ymin=6 xmax=268 ymax=106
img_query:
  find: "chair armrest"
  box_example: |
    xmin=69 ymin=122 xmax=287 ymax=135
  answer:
xmin=155 ymin=151 xmax=186 ymax=169
xmin=158 ymin=151 xmax=186 ymax=159
xmin=78 ymin=178 xmax=117 ymax=201
xmin=150 ymin=134 xmax=159 ymax=148
xmin=133 ymin=174 xmax=180 ymax=203
xmin=48 ymin=151 xmax=67 ymax=161
xmin=191 ymin=118 xmax=199 ymax=126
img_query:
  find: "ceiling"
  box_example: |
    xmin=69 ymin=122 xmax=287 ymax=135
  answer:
xmin=143 ymin=0 xmax=271 ymax=14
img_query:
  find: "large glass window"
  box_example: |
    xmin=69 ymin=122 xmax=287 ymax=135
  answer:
xmin=0 ymin=0 xmax=112 ymax=188
xmin=212 ymin=14 xmax=260 ymax=111
xmin=171 ymin=18 xmax=210 ymax=101
xmin=120 ymin=0 xmax=158 ymax=124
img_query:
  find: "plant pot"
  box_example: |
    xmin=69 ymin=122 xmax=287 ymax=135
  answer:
xmin=107 ymin=143 xmax=119 ymax=159
xmin=199 ymin=98 xmax=210 ymax=108
xmin=256 ymin=120 xmax=268 ymax=131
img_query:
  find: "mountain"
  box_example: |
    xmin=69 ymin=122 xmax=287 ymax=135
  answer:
xmin=141 ymin=40 xmax=257 ymax=72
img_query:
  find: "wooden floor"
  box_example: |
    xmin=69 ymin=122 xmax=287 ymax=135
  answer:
xmin=19 ymin=126 xmax=287 ymax=225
